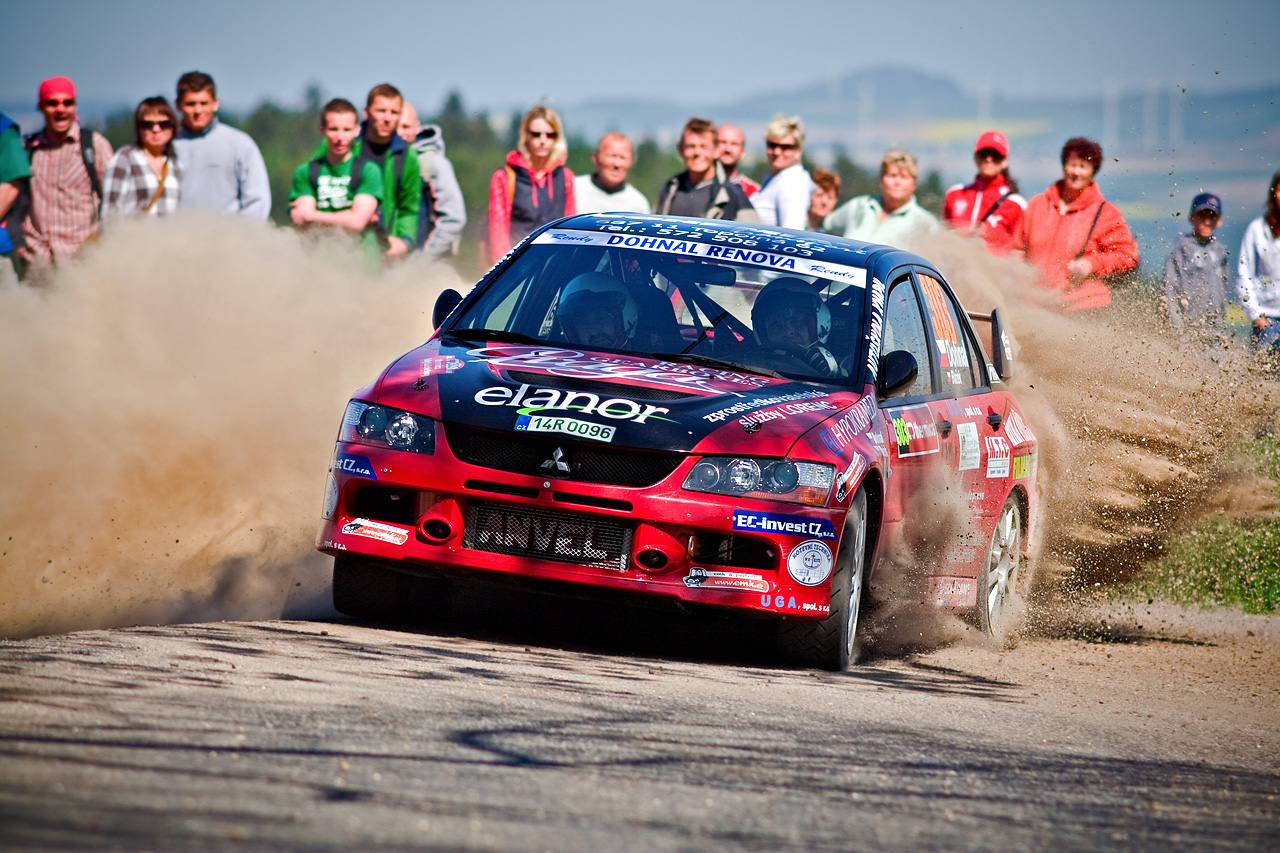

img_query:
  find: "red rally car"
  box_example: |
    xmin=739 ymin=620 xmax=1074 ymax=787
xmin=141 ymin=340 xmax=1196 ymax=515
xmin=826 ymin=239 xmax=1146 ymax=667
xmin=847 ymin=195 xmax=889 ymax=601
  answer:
xmin=317 ymin=213 xmax=1040 ymax=670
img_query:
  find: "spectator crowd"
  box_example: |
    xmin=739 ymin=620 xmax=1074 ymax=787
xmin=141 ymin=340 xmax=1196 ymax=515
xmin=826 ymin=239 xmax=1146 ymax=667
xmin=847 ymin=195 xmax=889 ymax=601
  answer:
xmin=1 ymin=72 xmax=1277 ymax=343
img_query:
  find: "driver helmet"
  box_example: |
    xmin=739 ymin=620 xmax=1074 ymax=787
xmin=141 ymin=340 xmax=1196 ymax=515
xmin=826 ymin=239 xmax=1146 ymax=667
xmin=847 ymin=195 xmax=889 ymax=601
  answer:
xmin=752 ymin=277 xmax=831 ymax=347
xmin=556 ymin=272 xmax=638 ymax=348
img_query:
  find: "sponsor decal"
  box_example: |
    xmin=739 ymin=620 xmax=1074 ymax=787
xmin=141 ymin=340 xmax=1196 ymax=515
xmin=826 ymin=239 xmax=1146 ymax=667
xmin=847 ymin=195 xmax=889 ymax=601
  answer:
xmin=334 ymin=452 xmax=376 ymax=479
xmin=471 ymin=346 xmax=766 ymax=393
xmin=733 ymin=510 xmax=837 ymax=540
xmin=888 ymin=403 xmax=941 ymax=458
xmin=986 ymin=436 xmax=1011 ymax=478
xmin=819 ymin=396 xmax=877 ymax=456
xmin=683 ymin=567 xmax=770 ymax=592
xmin=957 ymin=422 xmax=980 ymax=471
xmin=943 ymin=545 xmax=978 ymax=564
xmin=964 ymin=405 xmax=984 ymax=418
xmin=1005 ymin=409 xmax=1035 ymax=447
xmin=516 ymin=414 xmax=616 ymax=443
xmin=787 ymin=540 xmax=834 ymax=586
xmin=321 ymin=539 xmax=347 ymax=551
xmin=930 ymin=577 xmax=977 ymax=607
xmin=834 ymin=453 xmax=868 ymax=502
xmin=532 ymin=229 xmax=869 ymax=288
xmin=322 ymin=474 xmax=339 ymax=519
xmin=944 ymin=399 xmax=963 ymax=418
xmin=1012 ymin=450 xmax=1034 ymax=480
xmin=475 ymin=383 xmax=673 ymax=424
xmin=736 ymin=398 xmax=839 ymax=429
xmin=703 ymin=388 xmax=829 ymax=424
xmin=341 ymin=518 xmax=411 ymax=546
xmin=759 ymin=593 xmax=829 ymax=613
xmin=964 ymin=490 xmax=986 ymax=504
xmin=866 ymin=277 xmax=886 ymax=379
xmin=420 ymin=355 xmax=464 ymax=377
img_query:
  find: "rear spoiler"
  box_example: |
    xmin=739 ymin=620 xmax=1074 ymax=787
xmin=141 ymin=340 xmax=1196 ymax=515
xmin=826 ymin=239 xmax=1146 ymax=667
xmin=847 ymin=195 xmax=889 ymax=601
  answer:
xmin=966 ymin=308 xmax=1013 ymax=382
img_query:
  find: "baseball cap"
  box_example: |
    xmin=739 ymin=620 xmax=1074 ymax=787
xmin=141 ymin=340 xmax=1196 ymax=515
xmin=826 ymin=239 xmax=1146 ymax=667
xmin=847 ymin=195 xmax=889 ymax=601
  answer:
xmin=1190 ymin=193 xmax=1222 ymax=216
xmin=38 ymin=76 xmax=76 ymax=104
xmin=974 ymin=130 xmax=1009 ymax=158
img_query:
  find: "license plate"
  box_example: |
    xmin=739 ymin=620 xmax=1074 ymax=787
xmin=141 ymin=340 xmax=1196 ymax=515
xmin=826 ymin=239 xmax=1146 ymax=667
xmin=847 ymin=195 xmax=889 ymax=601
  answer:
xmin=515 ymin=414 xmax=616 ymax=443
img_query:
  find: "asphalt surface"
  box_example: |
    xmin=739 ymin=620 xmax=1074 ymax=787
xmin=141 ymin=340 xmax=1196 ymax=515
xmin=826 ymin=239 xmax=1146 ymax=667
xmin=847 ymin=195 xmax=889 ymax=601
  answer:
xmin=0 ymin=594 xmax=1278 ymax=852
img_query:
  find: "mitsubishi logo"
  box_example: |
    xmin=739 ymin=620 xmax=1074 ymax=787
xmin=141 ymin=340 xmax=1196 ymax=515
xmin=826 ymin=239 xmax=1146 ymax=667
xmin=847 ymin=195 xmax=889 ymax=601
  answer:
xmin=541 ymin=446 xmax=571 ymax=474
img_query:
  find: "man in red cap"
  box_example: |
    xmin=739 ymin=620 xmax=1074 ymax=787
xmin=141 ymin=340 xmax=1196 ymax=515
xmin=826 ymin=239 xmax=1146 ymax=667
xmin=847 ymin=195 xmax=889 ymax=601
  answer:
xmin=942 ymin=129 xmax=1025 ymax=254
xmin=20 ymin=76 xmax=113 ymax=273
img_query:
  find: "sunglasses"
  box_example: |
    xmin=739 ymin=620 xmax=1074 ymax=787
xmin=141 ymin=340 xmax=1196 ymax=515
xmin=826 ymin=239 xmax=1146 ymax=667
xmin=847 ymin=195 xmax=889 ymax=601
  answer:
xmin=138 ymin=119 xmax=175 ymax=131
xmin=766 ymin=140 xmax=799 ymax=151
xmin=528 ymin=130 xmax=558 ymax=139
xmin=44 ymin=98 xmax=76 ymax=108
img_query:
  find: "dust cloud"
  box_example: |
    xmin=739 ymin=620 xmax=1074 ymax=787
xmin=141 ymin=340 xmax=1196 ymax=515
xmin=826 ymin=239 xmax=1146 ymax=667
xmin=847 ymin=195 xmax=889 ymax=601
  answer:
xmin=0 ymin=215 xmax=462 ymax=639
xmin=919 ymin=229 xmax=1279 ymax=630
xmin=1 ymin=219 xmax=1274 ymax=644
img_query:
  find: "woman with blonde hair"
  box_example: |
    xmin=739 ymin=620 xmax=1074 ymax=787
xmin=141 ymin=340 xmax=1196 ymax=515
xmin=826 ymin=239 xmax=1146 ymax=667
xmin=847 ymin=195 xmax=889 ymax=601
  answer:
xmin=487 ymin=105 xmax=576 ymax=263
xmin=753 ymin=115 xmax=813 ymax=229
xmin=822 ymin=148 xmax=938 ymax=249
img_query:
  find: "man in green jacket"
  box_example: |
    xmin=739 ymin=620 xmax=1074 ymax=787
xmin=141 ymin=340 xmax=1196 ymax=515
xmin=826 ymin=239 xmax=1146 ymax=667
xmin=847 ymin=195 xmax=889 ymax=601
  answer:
xmin=352 ymin=83 xmax=420 ymax=259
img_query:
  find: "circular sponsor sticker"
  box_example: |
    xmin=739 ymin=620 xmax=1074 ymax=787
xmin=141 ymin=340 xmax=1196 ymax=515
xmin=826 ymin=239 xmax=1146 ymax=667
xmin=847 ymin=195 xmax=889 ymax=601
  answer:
xmin=322 ymin=474 xmax=339 ymax=519
xmin=787 ymin=539 xmax=833 ymax=586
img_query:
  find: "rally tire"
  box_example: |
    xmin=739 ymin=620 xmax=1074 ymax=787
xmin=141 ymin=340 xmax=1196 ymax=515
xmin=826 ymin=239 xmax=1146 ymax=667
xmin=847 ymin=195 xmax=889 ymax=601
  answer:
xmin=976 ymin=494 xmax=1026 ymax=645
xmin=777 ymin=488 xmax=868 ymax=670
xmin=332 ymin=555 xmax=436 ymax=624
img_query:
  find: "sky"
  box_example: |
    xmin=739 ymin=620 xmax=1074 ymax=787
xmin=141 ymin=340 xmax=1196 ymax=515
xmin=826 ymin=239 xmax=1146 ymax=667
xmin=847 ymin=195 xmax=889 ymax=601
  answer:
xmin=7 ymin=0 xmax=1280 ymax=117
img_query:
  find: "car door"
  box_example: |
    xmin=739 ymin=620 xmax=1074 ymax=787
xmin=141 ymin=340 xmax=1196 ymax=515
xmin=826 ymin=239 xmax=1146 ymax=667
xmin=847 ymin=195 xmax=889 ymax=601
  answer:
xmin=916 ymin=268 xmax=1013 ymax=594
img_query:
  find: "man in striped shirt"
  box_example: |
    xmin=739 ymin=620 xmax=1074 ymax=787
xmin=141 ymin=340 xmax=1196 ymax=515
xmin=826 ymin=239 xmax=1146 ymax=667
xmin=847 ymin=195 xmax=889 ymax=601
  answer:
xmin=20 ymin=77 xmax=113 ymax=272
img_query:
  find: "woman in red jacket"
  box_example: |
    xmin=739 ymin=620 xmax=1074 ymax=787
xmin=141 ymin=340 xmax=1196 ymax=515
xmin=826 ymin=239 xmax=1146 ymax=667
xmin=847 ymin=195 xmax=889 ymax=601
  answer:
xmin=487 ymin=105 xmax=576 ymax=264
xmin=1010 ymin=137 xmax=1139 ymax=311
xmin=943 ymin=130 xmax=1025 ymax=253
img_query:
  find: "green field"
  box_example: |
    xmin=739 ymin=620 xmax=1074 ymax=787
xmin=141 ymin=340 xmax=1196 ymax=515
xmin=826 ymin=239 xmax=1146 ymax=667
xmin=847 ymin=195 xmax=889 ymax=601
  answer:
xmin=1118 ymin=437 xmax=1280 ymax=614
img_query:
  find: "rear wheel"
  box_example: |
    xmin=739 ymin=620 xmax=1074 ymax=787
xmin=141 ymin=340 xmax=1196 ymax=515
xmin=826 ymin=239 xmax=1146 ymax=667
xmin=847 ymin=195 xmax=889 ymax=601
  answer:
xmin=976 ymin=495 xmax=1025 ymax=643
xmin=777 ymin=488 xmax=868 ymax=670
xmin=332 ymin=556 xmax=443 ymax=624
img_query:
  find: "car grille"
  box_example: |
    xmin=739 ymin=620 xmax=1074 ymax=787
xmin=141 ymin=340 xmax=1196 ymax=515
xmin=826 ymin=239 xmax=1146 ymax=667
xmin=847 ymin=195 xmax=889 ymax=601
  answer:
xmin=504 ymin=372 xmax=696 ymax=402
xmin=444 ymin=424 xmax=684 ymax=487
xmin=464 ymin=501 xmax=632 ymax=571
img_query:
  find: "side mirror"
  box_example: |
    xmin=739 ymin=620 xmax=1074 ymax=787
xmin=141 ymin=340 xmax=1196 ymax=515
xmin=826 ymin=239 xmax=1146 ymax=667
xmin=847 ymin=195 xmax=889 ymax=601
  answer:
xmin=432 ymin=289 xmax=463 ymax=331
xmin=877 ymin=350 xmax=918 ymax=398
xmin=990 ymin=308 xmax=1013 ymax=382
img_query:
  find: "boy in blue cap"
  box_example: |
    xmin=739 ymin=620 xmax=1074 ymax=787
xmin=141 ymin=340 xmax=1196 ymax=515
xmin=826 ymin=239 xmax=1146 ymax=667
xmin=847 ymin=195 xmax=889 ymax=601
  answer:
xmin=1163 ymin=192 xmax=1231 ymax=344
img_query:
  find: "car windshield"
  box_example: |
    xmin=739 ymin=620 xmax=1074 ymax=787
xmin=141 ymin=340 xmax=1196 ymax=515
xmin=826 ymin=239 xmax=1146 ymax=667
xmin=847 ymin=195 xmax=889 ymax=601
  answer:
xmin=443 ymin=228 xmax=870 ymax=384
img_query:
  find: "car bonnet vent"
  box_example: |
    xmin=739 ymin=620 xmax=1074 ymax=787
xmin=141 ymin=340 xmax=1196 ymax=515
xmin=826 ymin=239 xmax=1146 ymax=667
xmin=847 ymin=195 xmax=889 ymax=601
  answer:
xmin=504 ymin=371 xmax=697 ymax=402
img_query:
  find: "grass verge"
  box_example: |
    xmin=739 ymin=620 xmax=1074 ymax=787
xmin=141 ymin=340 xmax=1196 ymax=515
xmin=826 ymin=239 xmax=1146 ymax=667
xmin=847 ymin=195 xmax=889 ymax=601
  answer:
xmin=1116 ymin=437 xmax=1280 ymax=614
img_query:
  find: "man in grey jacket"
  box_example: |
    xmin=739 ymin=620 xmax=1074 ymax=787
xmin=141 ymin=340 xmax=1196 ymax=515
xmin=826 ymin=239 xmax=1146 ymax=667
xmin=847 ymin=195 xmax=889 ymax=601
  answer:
xmin=173 ymin=71 xmax=271 ymax=219
xmin=397 ymin=103 xmax=465 ymax=260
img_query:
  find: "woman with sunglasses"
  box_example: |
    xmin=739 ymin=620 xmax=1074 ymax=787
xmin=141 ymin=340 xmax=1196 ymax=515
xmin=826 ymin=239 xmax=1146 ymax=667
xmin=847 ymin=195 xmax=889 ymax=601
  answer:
xmin=943 ymin=130 xmax=1025 ymax=253
xmin=487 ymin=105 xmax=576 ymax=263
xmin=101 ymin=96 xmax=182 ymax=218
xmin=752 ymin=115 xmax=813 ymax=230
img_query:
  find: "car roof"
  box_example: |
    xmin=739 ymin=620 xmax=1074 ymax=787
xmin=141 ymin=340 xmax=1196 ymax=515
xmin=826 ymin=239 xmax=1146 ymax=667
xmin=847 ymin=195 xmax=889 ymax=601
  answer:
xmin=551 ymin=213 xmax=932 ymax=278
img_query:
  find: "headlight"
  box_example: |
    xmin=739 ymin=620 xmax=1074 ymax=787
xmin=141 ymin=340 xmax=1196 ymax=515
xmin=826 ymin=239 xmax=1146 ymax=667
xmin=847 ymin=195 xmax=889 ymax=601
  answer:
xmin=683 ymin=457 xmax=833 ymax=506
xmin=338 ymin=401 xmax=436 ymax=455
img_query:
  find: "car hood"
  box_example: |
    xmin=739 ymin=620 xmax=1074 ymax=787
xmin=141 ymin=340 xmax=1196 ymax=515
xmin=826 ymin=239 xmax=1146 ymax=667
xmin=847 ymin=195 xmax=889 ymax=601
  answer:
xmin=374 ymin=341 xmax=864 ymax=456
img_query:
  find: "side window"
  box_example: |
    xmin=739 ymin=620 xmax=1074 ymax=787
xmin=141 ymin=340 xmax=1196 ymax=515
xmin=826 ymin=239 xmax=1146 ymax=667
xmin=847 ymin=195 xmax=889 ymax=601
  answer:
xmin=917 ymin=273 xmax=979 ymax=392
xmin=881 ymin=275 xmax=933 ymax=397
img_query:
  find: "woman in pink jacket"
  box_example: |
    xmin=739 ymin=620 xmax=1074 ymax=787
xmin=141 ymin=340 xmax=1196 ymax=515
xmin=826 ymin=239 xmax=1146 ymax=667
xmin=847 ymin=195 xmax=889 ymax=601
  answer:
xmin=1010 ymin=137 xmax=1139 ymax=311
xmin=487 ymin=105 xmax=576 ymax=264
